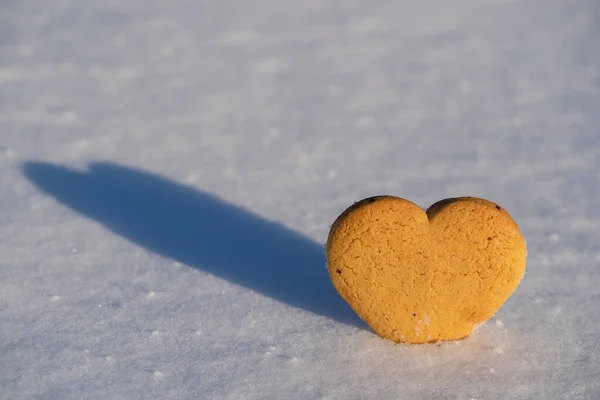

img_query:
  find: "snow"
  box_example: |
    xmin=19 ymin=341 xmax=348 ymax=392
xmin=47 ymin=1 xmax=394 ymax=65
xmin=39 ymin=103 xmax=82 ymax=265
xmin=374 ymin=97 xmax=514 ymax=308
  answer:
xmin=1 ymin=0 xmax=599 ymax=398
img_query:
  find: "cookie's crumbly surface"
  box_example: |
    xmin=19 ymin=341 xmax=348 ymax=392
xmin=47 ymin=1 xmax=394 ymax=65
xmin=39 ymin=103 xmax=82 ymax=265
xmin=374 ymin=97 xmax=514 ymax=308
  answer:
xmin=326 ymin=196 xmax=527 ymax=344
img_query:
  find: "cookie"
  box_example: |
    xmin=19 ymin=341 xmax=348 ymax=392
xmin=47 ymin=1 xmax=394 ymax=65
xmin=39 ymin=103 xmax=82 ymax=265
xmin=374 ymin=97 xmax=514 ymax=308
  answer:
xmin=325 ymin=196 xmax=527 ymax=343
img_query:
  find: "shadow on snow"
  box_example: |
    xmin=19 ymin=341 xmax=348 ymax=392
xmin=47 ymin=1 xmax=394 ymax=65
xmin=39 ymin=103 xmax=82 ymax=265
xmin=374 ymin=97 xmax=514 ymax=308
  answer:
xmin=22 ymin=161 xmax=363 ymax=328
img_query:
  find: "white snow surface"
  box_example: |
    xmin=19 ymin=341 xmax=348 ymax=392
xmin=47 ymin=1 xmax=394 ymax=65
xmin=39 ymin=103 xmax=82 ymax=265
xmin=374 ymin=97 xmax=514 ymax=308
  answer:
xmin=1 ymin=0 xmax=600 ymax=399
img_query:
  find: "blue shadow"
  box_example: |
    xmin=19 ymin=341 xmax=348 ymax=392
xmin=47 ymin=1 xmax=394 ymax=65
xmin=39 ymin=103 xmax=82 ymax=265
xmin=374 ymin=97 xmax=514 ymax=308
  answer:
xmin=22 ymin=162 xmax=363 ymax=328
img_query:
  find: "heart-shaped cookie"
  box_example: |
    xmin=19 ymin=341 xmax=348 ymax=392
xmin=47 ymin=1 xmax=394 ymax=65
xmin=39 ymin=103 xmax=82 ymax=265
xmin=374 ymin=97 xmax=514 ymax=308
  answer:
xmin=326 ymin=196 xmax=527 ymax=343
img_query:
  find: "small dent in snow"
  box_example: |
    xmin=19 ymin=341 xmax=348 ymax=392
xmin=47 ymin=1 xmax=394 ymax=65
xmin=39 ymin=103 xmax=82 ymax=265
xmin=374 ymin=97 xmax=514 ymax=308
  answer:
xmin=551 ymin=306 xmax=562 ymax=319
xmin=220 ymin=29 xmax=262 ymax=46
xmin=185 ymin=173 xmax=198 ymax=183
xmin=357 ymin=116 xmax=376 ymax=127
xmin=152 ymin=370 xmax=164 ymax=380
xmin=0 ymin=146 xmax=16 ymax=158
xmin=268 ymin=128 xmax=280 ymax=137
xmin=349 ymin=16 xmax=387 ymax=35
xmin=251 ymin=57 xmax=288 ymax=75
xmin=52 ymin=108 xmax=78 ymax=123
xmin=328 ymin=84 xmax=343 ymax=95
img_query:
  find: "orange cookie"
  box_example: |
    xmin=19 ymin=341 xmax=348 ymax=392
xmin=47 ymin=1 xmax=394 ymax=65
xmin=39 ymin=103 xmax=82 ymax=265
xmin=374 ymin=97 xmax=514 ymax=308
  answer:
xmin=325 ymin=196 xmax=527 ymax=344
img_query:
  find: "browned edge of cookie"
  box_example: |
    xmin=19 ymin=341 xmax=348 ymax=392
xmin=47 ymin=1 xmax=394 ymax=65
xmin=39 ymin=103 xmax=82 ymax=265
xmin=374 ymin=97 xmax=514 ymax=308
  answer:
xmin=327 ymin=196 xmax=522 ymax=257
xmin=326 ymin=196 xmax=394 ymax=256
xmin=426 ymin=197 xmax=521 ymax=232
